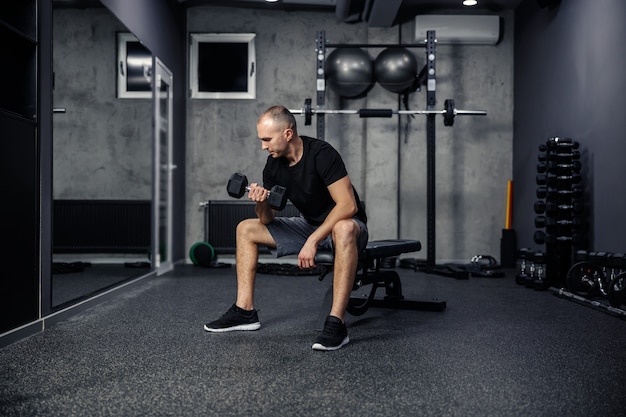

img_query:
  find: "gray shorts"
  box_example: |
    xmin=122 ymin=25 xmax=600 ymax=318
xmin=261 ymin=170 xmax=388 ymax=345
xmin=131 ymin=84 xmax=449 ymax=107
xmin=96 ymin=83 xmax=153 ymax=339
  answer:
xmin=265 ymin=216 xmax=368 ymax=258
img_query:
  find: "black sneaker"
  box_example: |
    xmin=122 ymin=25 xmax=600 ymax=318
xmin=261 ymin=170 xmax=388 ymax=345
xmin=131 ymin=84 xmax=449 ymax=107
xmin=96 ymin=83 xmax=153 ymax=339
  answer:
xmin=312 ymin=316 xmax=349 ymax=351
xmin=204 ymin=304 xmax=261 ymax=332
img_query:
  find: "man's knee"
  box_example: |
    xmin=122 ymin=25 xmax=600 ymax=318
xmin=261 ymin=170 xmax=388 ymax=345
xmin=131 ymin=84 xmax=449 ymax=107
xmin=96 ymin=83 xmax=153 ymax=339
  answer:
xmin=236 ymin=218 xmax=276 ymax=247
xmin=237 ymin=218 xmax=264 ymax=239
xmin=332 ymin=219 xmax=360 ymax=246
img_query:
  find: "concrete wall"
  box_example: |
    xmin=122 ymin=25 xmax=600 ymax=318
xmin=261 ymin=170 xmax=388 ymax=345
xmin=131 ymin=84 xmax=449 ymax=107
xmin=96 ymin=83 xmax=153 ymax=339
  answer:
xmin=53 ymin=8 xmax=152 ymax=200
xmin=186 ymin=6 xmax=514 ymax=262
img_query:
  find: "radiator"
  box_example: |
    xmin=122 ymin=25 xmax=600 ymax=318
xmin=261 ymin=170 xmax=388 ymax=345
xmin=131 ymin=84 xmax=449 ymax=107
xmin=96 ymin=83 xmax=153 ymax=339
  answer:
xmin=207 ymin=200 xmax=300 ymax=254
xmin=53 ymin=200 xmax=151 ymax=254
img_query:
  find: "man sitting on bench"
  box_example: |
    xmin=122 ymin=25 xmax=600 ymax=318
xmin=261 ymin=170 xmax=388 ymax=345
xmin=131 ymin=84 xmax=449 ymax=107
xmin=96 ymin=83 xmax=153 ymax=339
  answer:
xmin=204 ymin=105 xmax=368 ymax=351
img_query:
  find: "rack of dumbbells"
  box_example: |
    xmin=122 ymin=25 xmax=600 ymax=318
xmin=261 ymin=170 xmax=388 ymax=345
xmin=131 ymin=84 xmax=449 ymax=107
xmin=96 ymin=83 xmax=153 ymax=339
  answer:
xmin=535 ymin=137 xmax=586 ymax=288
xmin=550 ymin=250 xmax=626 ymax=318
xmin=519 ymin=137 xmax=587 ymax=290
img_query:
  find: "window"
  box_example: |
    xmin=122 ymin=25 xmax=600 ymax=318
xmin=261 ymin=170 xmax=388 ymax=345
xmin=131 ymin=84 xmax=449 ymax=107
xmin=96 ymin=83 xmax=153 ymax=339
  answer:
xmin=190 ymin=33 xmax=256 ymax=99
xmin=117 ymin=33 xmax=152 ymax=99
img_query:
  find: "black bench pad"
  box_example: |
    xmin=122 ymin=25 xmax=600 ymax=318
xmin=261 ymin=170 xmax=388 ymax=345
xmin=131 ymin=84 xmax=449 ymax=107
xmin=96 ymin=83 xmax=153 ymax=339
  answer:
xmin=315 ymin=239 xmax=421 ymax=264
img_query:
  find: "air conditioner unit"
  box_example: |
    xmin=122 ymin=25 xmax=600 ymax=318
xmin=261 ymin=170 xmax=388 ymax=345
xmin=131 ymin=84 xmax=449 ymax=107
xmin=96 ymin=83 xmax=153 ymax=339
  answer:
xmin=415 ymin=15 xmax=501 ymax=45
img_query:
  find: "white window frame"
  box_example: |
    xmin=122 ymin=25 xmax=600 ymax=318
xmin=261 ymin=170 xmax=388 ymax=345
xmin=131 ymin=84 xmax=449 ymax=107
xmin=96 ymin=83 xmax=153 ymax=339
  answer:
xmin=117 ymin=32 xmax=152 ymax=99
xmin=189 ymin=33 xmax=256 ymax=99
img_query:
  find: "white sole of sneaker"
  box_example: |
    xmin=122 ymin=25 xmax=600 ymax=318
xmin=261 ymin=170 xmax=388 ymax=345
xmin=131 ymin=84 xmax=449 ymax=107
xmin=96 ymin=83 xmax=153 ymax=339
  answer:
xmin=203 ymin=322 xmax=261 ymax=332
xmin=311 ymin=336 xmax=349 ymax=351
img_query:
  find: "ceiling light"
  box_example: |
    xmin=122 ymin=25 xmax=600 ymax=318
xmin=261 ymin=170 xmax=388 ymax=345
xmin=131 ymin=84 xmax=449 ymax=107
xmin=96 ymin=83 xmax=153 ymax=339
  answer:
xmin=463 ymin=0 xmax=478 ymax=6
xmin=265 ymin=0 xmax=279 ymax=3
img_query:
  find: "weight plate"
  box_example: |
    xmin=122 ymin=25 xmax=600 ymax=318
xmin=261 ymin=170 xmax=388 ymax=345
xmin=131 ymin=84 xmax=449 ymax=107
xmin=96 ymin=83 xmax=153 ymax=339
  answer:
xmin=304 ymin=98 xmax=312 ymax=126
xmin=189 ymin=241 xmax=215 ymax=267
xmin=565 ymin=261 xmax=605 ymax=298
xmin=443 ymin=99 xmax=455 ymax=126
xmin=608 ymin=272 xmax=626 ymax=308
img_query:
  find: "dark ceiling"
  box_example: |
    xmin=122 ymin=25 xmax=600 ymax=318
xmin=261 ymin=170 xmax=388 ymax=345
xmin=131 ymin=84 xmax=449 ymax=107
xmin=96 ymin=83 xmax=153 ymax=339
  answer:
xmin=177 ymin=0 xmax=524 ymax=26
xmin=54 ymin=0 xmax=525 ymax=27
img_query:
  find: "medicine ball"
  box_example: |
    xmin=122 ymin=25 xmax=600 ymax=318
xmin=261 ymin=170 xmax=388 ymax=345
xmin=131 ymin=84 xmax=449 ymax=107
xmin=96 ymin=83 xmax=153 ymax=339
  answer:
xmin=325 ymin=47 xmax=374 ymax=98
xmin=374 ymin=48 xmax=418 ymax=94
xmin=189 ymin=241 xmax=215 ymax=267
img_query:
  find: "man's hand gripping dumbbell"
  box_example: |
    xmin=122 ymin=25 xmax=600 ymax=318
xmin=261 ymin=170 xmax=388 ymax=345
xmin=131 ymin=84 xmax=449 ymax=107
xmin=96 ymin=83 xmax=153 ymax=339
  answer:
xmin=227 ymin=173 xmax=288 ymax=211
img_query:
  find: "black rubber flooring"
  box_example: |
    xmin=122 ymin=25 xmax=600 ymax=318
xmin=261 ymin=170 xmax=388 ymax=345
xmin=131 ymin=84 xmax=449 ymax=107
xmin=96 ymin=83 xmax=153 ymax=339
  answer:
xmin=1 ymin=264 xmax=625 ymax=416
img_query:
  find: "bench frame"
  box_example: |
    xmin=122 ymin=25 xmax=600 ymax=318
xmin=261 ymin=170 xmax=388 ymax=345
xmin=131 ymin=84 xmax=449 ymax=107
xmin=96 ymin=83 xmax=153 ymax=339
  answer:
xmin=315 ymin=239 xmax=447 ymax=328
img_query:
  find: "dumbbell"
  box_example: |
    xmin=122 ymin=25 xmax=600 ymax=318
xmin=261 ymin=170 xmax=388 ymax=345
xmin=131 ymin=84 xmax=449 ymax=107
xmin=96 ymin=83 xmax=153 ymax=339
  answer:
xmin=536 ymin=160 xmax=582 ymax=173
xmin=536 ymin=173 xmax=582 ymax=186
xmin=515 ymin=248 xmax=531 ymax=285
xmin=537 ymin=150 xmax=581 ymax=162
xmin=226 ymin=173 xmax=288 ymax=210
xmin=532 ymin=250 xmax=550 ymax=291
xmin=534 ymin=200 xmax=584 ymax=214
xmin=536 ymin=186 xmax=583 ymax=199
xmin=525 ymin=251 xmax=545 ymax=288
xmin=534 ymin=216 xmax=583 ymax=228
xmin=550 ymin=150 xmax=581 ymax=160
xmin=566 ymin=261 xmax=607 ymax=298
xmin=540 ymin=139 xmax=579 ymax=150
xmin=533 ymin=231 xmax=582 ymax=245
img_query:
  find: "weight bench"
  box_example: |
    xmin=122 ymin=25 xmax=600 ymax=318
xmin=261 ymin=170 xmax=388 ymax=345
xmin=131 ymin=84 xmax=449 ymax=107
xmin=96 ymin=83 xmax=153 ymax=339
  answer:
xmin=314 ymin=239 xmax=447 ymax=329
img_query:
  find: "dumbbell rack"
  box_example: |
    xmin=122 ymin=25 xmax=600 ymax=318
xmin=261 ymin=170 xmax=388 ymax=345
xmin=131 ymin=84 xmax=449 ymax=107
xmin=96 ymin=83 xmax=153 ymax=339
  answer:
xmin=533 ymin=137 xmax=587 ymax=287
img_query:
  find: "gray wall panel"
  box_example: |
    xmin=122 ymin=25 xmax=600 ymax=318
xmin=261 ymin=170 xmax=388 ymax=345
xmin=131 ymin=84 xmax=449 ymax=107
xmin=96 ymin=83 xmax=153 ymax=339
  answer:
xmin=514 ymin=0 xmax=626 ymax=253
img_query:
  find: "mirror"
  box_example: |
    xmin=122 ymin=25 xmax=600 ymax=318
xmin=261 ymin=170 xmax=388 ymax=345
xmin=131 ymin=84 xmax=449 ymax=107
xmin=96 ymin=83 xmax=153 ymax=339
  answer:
xmin=51 ymin=1 xmax=153 ymax=309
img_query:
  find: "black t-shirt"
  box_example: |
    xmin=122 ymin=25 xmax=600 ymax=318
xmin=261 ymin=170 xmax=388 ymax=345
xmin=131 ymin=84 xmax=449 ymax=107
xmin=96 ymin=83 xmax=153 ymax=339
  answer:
xmin=263 ymin=136 xmax=366 ymax=225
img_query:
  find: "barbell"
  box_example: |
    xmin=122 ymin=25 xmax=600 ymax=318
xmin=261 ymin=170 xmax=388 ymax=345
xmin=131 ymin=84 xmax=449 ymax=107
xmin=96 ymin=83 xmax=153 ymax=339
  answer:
xmin=289 ymin=98 xmax=487 ymax=127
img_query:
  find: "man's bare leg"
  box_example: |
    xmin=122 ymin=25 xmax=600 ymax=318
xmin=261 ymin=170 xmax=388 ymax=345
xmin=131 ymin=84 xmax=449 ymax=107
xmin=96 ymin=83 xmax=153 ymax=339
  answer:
xmin=204 ymin=218 xmax=275 ymax=333
xmin=328 ymin=219 xmax=360 ymax=321
xmin=235 ymin=218 xmax=276 ymax=311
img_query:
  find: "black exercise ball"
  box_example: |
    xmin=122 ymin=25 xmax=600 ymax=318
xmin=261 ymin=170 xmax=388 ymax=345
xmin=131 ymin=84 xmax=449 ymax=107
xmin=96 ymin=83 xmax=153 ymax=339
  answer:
xmin=325 ymin=48 xmax=374 ymax=98
xmin=374 ymin=48 xmax=418 ymax=94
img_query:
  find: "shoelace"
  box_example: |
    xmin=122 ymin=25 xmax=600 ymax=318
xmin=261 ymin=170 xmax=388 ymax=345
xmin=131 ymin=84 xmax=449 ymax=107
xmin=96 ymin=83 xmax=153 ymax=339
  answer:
xmin=322 ymin=320 xmax=341 ymax=335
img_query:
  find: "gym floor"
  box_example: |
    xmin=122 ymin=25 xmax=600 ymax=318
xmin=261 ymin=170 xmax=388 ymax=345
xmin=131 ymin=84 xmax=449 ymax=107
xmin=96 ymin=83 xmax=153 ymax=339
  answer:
xmin=1 ymin=263 xmax=625 ymax=416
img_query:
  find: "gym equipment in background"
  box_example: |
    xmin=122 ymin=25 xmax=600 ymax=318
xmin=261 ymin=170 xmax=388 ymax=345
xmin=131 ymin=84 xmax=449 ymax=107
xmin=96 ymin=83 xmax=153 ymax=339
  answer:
xmin=514 ymin=248 xmax=548 ymax=290
xmin=189 ymin=201 xmax=230 ymax=268
xmin=374 ymin=47 xmax=418 ymax=94
xmin=306 ymin=30 xmax=488 ymax=276
xmin=549 ymin=250 xmax=626 ymax=319
xmin=324 ymin=47 xmax=374 ymax=98
xmin=314 ymin=239 xmax=445 ymax=329
xmin=533 ymin=137 xmax=587 ymax=288
xmin=290 ymin=97 xmax=485 ymax=128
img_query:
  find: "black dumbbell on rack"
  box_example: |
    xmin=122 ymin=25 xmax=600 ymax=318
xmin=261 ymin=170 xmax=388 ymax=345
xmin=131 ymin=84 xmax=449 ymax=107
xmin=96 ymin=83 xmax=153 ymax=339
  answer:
xmin=227 ymin=172 xmax=288 ymax=211
xmin=536 ymin=173 xmax=582 ymax=186
xmin=541 ymin=137 xmax=579 ymax=150
xmin=534 ymin=216 xmax=583 ymax=229
xmin=536 ymin=186 xmax=583 ymax=199
xmin=534 ymin=231 xmax=582 ymax=245
xmin=534 ymin=200 xmax=584 ymax=215
xmin=536 ymin=160 xmax=582 ymax=173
